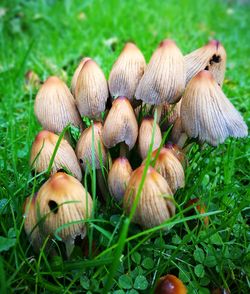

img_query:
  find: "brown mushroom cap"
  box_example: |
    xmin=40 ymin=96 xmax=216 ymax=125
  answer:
xmin=102 ymin=97 xmax=138 ymax=150
xmin=181 ymin=70 xmax=248 ymax=146
xmin=30 ymin=130 xmax=82 ymax=180
xmin=75 ymin=59 xmax=109 ymax=119
xmin=154 ymin=274 xmax=187 ymax=294
xmin=34 ymin=76 xmax=83 ymax=133
xmin=124 ymin=165 xmax=175 ymax=228
xmin=135 ymin=39 xmax=186 ymax=105
xmin=71 ymin=57 xmax=91 ymax=96
xmin=108 ymin=42 xmax=146 ymax=101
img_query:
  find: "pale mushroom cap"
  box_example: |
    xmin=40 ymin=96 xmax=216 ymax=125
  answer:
xmin=138 ymin=117 xmax=162 ymax=159
xmin=76 ymin=122 xmax=107 ymax=170
xmin=71 ymin=57 xmax=91 ymax=96
xmin=34 ymin=76 xmax=83 ymax=133
xmin=181 ymin=70 xmax=248 ymax=146
xmin=108 ymin=157 xmax=133 ymax=202
xmin=36 ymin=172 xmax=93 ymax=244
xmin=30 ymin=130 xmax=82 ymax=181
xmin=75 ymin=59 xmax=109 ymax=119
xmin=124 ymin=165 xmax=175 ymax=228
xmin=102 ymin=97 xmax=138 ymax=150
xmin=151 ymin=147 xmax=185 ymax=193
xmin=135 ymin=39 xmax=186 ymax=105
xmin=185 ymin=39 xmax=227 ymax=86
xmin=108 ymin=42 xmax=146 ymax=101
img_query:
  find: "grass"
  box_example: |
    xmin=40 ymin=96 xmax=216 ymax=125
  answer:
xmin=0 ymin=0 xmax=250 ymax=293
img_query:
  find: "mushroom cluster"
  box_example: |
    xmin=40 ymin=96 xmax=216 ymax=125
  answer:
xmin=24 ymin=39 xmax=247 ymax=254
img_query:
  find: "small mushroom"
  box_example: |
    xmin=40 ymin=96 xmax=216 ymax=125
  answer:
xmin=169 ymin=117 xmax=188 ymax=148
xmin=150 ymin=147 xmax=185 ymax=193
xmin=102 ymin=97 xmax=138 ymax=150
xmin=135 ymin=39 xmax=186 ymax=105
xmin=181 ymin=70 xmax=248 ymax=146
xmin=34 ymin=76 xmax=83 ymax=133
xmin=108 ymin=42 xmax=146 ymax=102
xmin=138 ymin=117 xmax=162 ymax=159
xmin=185 ymin=39 xmax=226 ymax=86
xmin=75 ymin=59 xmax=109 ymax=119
xmin=71 ymin=57 xmax=91 ymax=96
xmin=30 ymin=130 xmax=82 ymax=180
xmin=165 ymin=142 xmax=186 ymax=168
xmin=154 ymin=274 xmax=187 ymax=294
xmin=124 ymin=165 xmax=175 ymax=228
xmin=108 ymin=157 xmax=133 ymax=202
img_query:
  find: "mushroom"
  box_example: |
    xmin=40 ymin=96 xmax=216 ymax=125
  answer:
xmin=169 ymin=117 xmax=187 ymax=148
xmin=71 ymin=57 xmax=91 ymax=96
xmin=34 ymin=76 xmax=83 ymax=133
xmin=75 ymin=59 xmax=109 ymax=119
xmin=150 ymin=147 xmax=185 ymax=193
xmin=123 ymin=165 xmax=175 ymax=228
xmin=102 ymin=96 xmax=138 ymax=151
xmin=154 ymin=274 xmax=187 ymax=294
xmin=25 ymin=172 xmax=93 ymax=256
xmin=181 ymin=70 xmax=248 ymax=146
xmin=138 ymin=117 xmax=162 ymax=159
xmin=165 ymin=142 xmax=186 ymax=168
xmin=160 ymin=100 xmax=181 ymax=131
xmin=30 ymin=130 xmax=82 ymax=180
xmin=108 ymin=157 xmax=132 ymax=202
xmin=108 ymin=42 xmax=146 ymax=102
xmin=185 ymin=39 xmax=226 ymax=86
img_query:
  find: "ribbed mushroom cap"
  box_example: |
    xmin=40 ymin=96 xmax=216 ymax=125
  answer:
xmin=151 ymin=147 xmax=185 ymax=193
xmin=135 ymin=39 xmax=186 ymax=105
xmin=165 ymin=143 xmax=186 ymax=168
xmin=155 ymin=274 xmax=187 ymax=294
xmin=124 ymin=165 xmax=175 ymax=228
xmin=71 ymin=57 xmax=91 ymax=96
xmin=30 ymin=130 xmax=82 ymax=181
xmin=108 ymin=42 xmax=146 ymax=101
xmin=102 ymin=97 xmax=138 ymax=150
xmin=181 ymin=70 xmax=248 ymax=146
xmin=169 ymin=117 xmax=186 ymax=146
xmin=138 ymin=117 xmax=162 ymax=159
xmin=76 ymin=122 xmax=107 ymax=170
xmin=185 ymin=39 xmax=226 ymax=86
xmin=34 ymin=76 xmax=83 ymax=133
xmin=108 ymin=157 xmax=133 ymax=202
xmin=36 ymin=173 xmax=93 ymax=252
xmin=75 ymin=59 xmax=109 ymax=119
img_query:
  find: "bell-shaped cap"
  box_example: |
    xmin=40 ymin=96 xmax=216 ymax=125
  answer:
xmin=150 ymin=147 xmax=185 ymax=193
xmin=76 ymin=122 xmax=107 ymax=170
xmin=108 ymin=157 xmax=132 ymax=202
xmin=155 ymin=274 xmax=187 ymax=294
xmin=34 ymin=76 xmax=83 ymax=133
xmin=30 ymin=130 xmax=82 ymax=181
xmin=185 ymin=39 xmax=226 ymax=86
xmin=108 ymin=42 xmax=146 ymax=101
xmin=102 ymin=97 xmax=138 ymax=150
xmin=75 ymin=59 xmax=109 ymax=119
xmin=138 ymin=117 xmax=162 ymax=159
xmin=165 ymin=142 xmax=186 ymax=168
xmin=36 ymin=172 xmax=93 ymax=256
xmin=124 ymin=165 xmax=175 ymax=228
xmin=181 ymin=70 xmax=248 ymax=146
xmin=71 ymin=57 xmax=91 ymax=96
xmin=135 ymin=39 xmax=186 ymax=105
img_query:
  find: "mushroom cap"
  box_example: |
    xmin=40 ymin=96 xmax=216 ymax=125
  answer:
xmin=180 ymin=70 xmax=248 ymax=146
xmin=30 ymin=130 xmax=82 ymax=181
xmin=102 ymin=97 xmax=138 ymax=150
xmin=108 ymin=42 xmax=146 ymax=101
xmin=123 ymin=165 xmax=175 ymax=228
xmin=185 ymin=39 xmax=226 ymax=86
xmin=108 ymin=157 xmax=133 ymax=202
xmin=36 ymin=172 xmax=93 ymax=245
xmin=155 ymin=274 xmax=187 ymax=294
xmin=34 ymin=76 xmax=83 ymax=133
xmin=135 ymin=39 xmax=186 ymax=105
xmin=150 ymin=147 xmax=185 ymax=193
xmin=138 ymin=117 xmax=162 ymax=159
xmin=71 ymin=57 xmax=91 ymax=96
xmin=76 ymin=122 xmax=107 ymax=171
xmin=75 ymin=59 xmax=109 ymax=119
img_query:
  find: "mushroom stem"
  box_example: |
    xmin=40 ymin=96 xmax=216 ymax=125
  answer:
xmin=120 ymin=142 xmax=129 ymax=157
xmin=155 ymin=105 xmax=163 ymax=124
xmin=176 ymin=133 xmax=188 ymax=148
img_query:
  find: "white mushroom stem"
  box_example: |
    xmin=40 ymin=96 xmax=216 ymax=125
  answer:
xmin=155 ymin=105 xmax=163 ymax=124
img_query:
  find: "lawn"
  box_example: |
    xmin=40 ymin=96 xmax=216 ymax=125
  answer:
xmin=0 ymin=0 xmax=249 ymax=293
